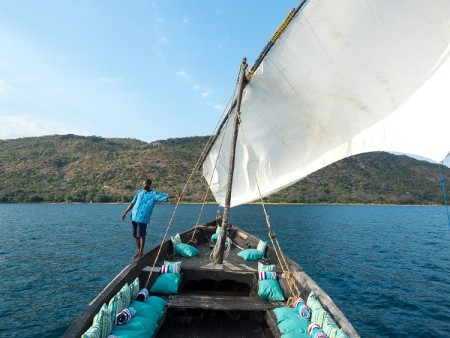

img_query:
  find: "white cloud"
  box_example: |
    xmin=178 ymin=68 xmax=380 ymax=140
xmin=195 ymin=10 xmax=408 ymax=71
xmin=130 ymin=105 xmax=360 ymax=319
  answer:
xmin=192 ymin=85 xmax=200 ymax=90
xmin=0 ymin=115 xmax=90 ymax=139
xmin=213 ymin=104 xmax=225 ymax=111
xmin=158 ymin=37 xmax=170 ymax=45
xmin=202 ymin=92 xmax=209 ymax=98
xmin=176 ymin=71 xmax=187 ymax=78
xmin=183 ymin=16 xmax=190 ymax=26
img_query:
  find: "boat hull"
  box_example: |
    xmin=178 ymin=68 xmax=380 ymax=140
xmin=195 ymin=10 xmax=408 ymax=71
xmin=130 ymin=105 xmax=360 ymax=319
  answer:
xmin=64 ymin=220 xmax=359 ymax=337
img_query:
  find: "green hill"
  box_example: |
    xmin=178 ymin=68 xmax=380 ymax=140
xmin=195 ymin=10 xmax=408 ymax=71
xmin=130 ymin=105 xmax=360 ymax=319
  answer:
xmin=0 ymin=134 xmax=448 ymax=205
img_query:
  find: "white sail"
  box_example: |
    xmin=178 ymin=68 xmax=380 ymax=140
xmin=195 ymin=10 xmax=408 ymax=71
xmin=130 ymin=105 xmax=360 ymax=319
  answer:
xmin=203 ymin=0 xmax=450 ymax=207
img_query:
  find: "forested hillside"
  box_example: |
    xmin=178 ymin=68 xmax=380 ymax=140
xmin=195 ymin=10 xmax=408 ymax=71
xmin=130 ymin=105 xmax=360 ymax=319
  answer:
xmin=0 ymin=134 xmax=448 ymax=205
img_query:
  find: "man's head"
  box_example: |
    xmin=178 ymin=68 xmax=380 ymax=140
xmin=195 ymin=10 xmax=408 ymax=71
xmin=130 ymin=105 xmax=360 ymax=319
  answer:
xmin=142 ymin=179 xmax=152 ymax=191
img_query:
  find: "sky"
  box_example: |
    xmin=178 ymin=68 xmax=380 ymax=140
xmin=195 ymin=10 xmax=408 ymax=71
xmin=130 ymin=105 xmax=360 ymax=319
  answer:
xmin=0 ymin=0 xmax=300 ymax=143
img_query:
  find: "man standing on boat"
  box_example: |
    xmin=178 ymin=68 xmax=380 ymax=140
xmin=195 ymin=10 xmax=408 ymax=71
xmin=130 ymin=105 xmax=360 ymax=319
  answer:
xmin=121 ymin=179 xmax=181 ymax=261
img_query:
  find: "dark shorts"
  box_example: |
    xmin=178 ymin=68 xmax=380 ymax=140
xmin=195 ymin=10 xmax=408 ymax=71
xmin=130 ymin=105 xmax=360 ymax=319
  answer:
xmin=132 ymin=221 xmax=147 ymax=238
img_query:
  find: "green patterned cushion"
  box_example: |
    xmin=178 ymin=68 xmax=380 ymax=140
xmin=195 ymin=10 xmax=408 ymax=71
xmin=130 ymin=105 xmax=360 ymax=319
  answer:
xmin=336 ymin=329 xmax=350 ymax=338
xmin=82 ymin=323 xmax=101 ymax=338
xmin=257 ymin=240 xmax=267 ymax=253
xmin=93 ymin=303 xmax=112 ymax=338
xmin=215 ymin=226 xmax=222 ymax=234
xmin=306 ymin=292 xmax=324 ymax=312
xmin=322 ymin=315 xmax=349 ymax=338
xmin=164 ymin=260 xmax=182 ymax=268
xmin=258 ymin=262 xmax=275 ymax=272
xmin=311 ymin=309 xmax=329 ymax=328
xmin=170 ymin=233 xmax=182 ymax=246
xmin=117 ymin=284 xmax=132 ymax=312
xmin=107 ymin=295 xmax=119 ymax=330
xmin=130 ymin=277 xmax=140 ymax=299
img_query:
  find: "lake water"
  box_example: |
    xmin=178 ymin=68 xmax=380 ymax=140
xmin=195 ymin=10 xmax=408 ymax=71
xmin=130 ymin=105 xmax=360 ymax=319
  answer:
xmin=0 ymin=204 xmax=449 ymax=337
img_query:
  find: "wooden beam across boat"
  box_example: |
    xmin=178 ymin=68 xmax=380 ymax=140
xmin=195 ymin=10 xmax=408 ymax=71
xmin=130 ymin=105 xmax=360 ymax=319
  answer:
xmin=167 ymin=294 xmax=276 ymax=311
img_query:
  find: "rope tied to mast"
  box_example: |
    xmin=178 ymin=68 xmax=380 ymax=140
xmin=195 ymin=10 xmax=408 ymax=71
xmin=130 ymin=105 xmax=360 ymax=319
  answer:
xmin=142 ymin=82 xmax=240 ymax=290
xmin=237 ymin=113 xmax=302 ymax=303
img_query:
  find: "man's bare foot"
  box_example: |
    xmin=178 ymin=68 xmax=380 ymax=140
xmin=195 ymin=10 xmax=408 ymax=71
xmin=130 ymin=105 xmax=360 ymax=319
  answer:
xmin=133 ymin=253 xmax=144 ymax=261
xmin=132 ymin=253 xmax=139 ymax=259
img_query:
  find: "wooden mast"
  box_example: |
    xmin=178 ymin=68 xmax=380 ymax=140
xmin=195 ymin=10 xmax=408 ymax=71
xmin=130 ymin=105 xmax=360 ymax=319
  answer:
xmin=213 ymin=58 xmax=248 ymax=264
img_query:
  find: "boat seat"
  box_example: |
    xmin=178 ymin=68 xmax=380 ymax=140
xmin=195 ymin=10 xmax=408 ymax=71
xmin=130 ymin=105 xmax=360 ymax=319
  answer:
xmin=167 ymin=294 xmax=276 ymax=311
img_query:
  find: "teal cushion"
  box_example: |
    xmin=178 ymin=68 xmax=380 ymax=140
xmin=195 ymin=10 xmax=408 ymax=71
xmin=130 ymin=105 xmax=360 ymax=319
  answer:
xmin=273 ymin=307 xmax=299 ymax=324
xmin=237 ymin=248 xmax=264 ymax=261
xmin=111 ymin=320 xmax=147 ymax=334
xmin=150 ymin=273 xmax=180 ymax=294
xmin=211 ymin=233 xmax=219 ymax=243
xmin=109 ymin=329 xmax=148 ymax=338
xmin=174 ymin=243 xmax=199 ymax=257
xmin=129 ymin=301 xmax=155 ymax=318
xmin=278 ymin=317 xmax=310 ymax=335
xmin=257 ymin=279 xmax=284 ymax=301
xmin=281 ymin=331 xmax=310 ymax=338
xmin=145 ymin=296 xmax=167 ymax=313
xmin=130 ymin=300 xmax=164 ymax=321
xmin=132 ymin=314 xmax=158 ymax=334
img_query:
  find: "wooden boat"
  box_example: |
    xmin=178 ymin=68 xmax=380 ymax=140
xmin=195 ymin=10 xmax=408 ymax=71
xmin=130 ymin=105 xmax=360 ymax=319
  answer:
xmin=64 ymin=222 xmax=358 ymax=337
xmin=65 ymin=0 xmax=450 ymax=336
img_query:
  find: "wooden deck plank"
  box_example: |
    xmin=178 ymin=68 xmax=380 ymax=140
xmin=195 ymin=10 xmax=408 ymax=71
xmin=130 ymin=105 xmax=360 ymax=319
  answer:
xmin=167 ymin=294 xmax=276 ymax=311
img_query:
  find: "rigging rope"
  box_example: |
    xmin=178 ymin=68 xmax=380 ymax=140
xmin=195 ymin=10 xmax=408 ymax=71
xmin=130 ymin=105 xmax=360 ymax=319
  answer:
xmin=143 ymin=80 xmax=240 ymax=290
xmin=237 ymin=114 xmax=301 ymax=306
xmin=439 ymin=162 xmax=450 ymax=229
xmin=187 ymin=80 xmax=239 ymax=245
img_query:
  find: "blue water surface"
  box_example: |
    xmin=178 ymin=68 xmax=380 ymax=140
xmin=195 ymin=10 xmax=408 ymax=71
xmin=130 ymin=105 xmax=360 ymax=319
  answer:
xmin=0 ymin=204 xmax=449 ymax=337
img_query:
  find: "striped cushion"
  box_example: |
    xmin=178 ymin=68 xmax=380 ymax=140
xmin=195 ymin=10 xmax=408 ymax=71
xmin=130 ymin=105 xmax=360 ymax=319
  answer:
xmin=164 ymin=260 xmax=182 ymax=268
xmin=117 ymin=284 xmax=132 ymax=313
xmin=307 ymin=292 xmax=324 ymax=312
xmin=161 ymin=264 xmax=180 ymax=274
xmin=81 ymin=323 xmax=101 ymax=338
xmin=93 ymin=303 xmax=112 ymax=338
xmin=322 ymin=315 xmax=349 ymax=338
xmin=130 ymin=277 xmax=140 ymax=299
xmin=258 ymin=271 xmax=277 ymax=280
xmin=107 ymin=295 xmax=119 ymax=330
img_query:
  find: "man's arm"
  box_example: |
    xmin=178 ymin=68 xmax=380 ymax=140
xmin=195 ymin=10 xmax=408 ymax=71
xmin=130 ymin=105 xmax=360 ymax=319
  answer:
xmin=167 ymin=193 xmax=182 ymax=199
xmin=121 ymin=202 xmax=134 ymax=221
